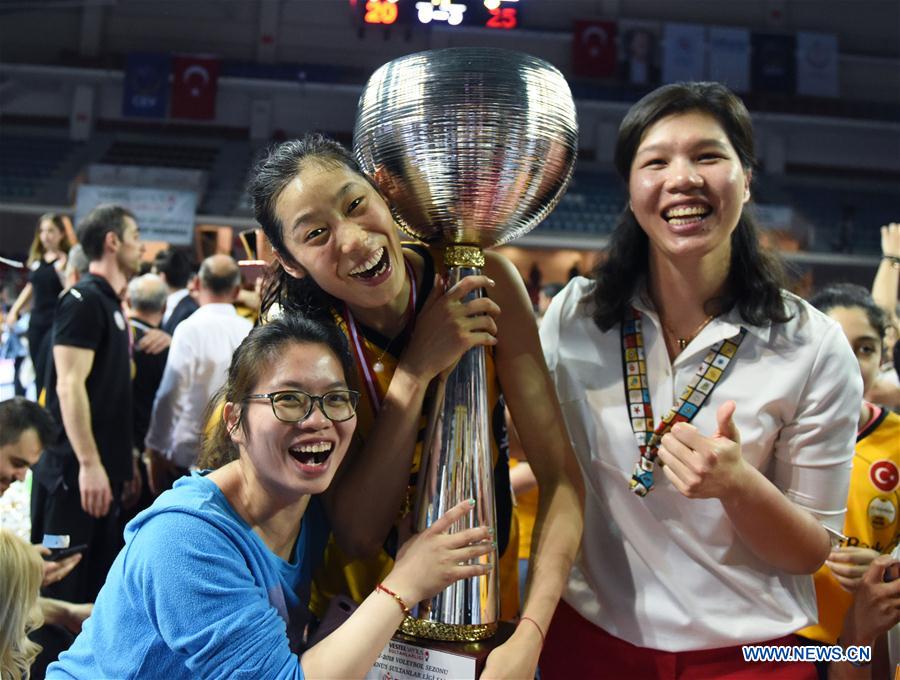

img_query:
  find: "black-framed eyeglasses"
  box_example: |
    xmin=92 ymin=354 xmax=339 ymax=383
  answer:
xmin=244 ymin=389 xmax=360 ymax=423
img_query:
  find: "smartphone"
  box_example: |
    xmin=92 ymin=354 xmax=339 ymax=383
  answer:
xmin=884 ymin=562 xmax=900 ymax=583
xmin=43 ymin=544 xmax=88 ymax=561
xmin=42 ymin=533 xmax=70 ymax=550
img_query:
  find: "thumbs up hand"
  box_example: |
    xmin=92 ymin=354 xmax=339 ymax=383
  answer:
xmin=657 ymin=400 xmax=750 ymax=500
xmin=714 ymin=400 xmax=740 ymax=443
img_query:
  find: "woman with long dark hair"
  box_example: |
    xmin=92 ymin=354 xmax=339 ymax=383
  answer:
xmin=248 ymin=134 xmax=584 ymax=678
xmin=49 ymin=317 xmax=494 ymax=679
xmin=538 ymin=82 xmax=861 ymax=677
xmin=6 ymin=213 xmax=71 ymax=396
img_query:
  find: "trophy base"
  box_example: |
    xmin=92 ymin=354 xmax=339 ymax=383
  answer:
xmin=367 ymin=621 xmax=516 ymax=680
xmin=399 ymin=616 xmax=497 ymax=642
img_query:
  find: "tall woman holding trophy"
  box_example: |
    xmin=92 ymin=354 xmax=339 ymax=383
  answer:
xmin=249 ymin=133 xmax=583 ymax=677
xmin=539 ymin=82 xmax=861 ymax=677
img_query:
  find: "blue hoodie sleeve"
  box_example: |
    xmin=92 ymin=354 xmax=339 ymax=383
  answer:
xmin=123 ymin=511 xmax=306 ymax=680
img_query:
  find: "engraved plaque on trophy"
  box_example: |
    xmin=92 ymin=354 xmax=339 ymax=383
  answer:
xmin=366 ymin=623 xmax=517 ymax=680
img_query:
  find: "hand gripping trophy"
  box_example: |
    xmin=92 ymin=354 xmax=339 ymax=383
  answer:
xmin=354 ymin=47 xmax=577 ymax=644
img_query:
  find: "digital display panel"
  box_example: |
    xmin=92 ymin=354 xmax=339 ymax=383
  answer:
xmin=356 ymin=0 xmax=521 ymax=30
xmin=361 ymin=0 xmax=401 ymax=25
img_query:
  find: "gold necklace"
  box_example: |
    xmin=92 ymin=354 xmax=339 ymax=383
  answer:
xmin=662 ymin=314 xmax=715 ymax=351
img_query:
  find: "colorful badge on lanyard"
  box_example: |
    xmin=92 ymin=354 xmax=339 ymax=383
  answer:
xmin=621 ymin=307 xmax=747 ymax=497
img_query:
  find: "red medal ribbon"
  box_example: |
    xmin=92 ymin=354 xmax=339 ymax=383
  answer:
xmin=343 ymin=258 xmax=417 ymax=413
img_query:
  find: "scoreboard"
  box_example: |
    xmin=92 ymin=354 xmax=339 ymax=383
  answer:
xmin=356 ymin=0 xmax=521 ymax=30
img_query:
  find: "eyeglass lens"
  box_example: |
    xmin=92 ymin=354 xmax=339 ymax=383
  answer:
xmin=271 ymin=391 xmax=357 ymax=422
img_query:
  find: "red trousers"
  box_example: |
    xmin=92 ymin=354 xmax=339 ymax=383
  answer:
xmin=540 ymin=600 xmax=818 ymax=680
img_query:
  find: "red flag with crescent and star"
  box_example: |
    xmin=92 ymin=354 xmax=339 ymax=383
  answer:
xmin=572 ymin=20 xmax=617 ymax=78
xmin=171 ymin=54 xmax=220 ymax=120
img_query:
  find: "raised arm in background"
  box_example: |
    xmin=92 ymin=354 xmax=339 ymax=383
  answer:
xmin=867 ymin=222 xmax=900 ymax=408
xmin=872 ymin=222 xmax=899 ymax=326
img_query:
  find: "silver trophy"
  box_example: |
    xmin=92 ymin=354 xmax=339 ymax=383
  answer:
xmin=354 ymin=48 xmax=577 ymax=643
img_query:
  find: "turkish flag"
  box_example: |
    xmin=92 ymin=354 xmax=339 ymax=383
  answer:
xmin=170 ymin=55 xmax=220 ymax=120
xmin=572 ymin=20 xmax=617 ymax=78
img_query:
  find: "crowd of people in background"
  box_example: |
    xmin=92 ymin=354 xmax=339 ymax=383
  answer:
xmin=0 ymin=81 xmax=898 ymax=680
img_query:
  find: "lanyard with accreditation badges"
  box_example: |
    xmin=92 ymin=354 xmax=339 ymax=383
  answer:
xmin=621 ymin=307 xmax=748 ymax=496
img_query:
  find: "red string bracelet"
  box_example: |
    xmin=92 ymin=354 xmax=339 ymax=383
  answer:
xmin=518 ymin=616 xmax=545 ymax=647
xmin=376 ymin=583 xmax=411 ymax=618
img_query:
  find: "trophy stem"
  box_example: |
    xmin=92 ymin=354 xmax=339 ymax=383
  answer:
xmin=402 ymin=249 xmax=500 ymax=642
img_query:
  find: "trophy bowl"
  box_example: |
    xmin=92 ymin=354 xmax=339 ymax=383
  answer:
xmin=354 ymin=47 xmax=577 ymax=252
xmin=353 ymin=47 xmax=577 ymax=646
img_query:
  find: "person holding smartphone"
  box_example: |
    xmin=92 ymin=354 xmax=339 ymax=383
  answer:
xmin=0 ymin=396 xmax=87 ymax=591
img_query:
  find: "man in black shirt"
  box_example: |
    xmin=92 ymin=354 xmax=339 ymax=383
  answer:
xmin=31 ymin=204 xmax=143 ymax=604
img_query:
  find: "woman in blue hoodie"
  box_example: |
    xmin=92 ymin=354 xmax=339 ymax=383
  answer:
xmin=49 ymin=316 xmax=493 ymax=679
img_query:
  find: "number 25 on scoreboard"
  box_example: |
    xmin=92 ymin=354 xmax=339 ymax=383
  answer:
xmin=486 ymin=7 xmax=517 ymax=29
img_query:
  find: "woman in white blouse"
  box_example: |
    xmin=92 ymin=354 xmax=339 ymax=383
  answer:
xmin=539 ymin=82 xmax=861 ymax=678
